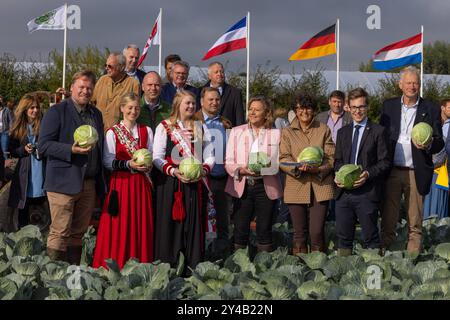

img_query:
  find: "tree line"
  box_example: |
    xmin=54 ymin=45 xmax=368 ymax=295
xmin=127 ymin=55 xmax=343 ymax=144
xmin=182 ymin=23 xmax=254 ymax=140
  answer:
xmin=2 ymin=42 xmax=450 ymax=123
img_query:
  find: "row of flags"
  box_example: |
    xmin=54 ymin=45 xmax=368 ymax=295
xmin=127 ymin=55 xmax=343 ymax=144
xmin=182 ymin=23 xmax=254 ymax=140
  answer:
xmin=26 ymin=6 xmax=424 ymax=72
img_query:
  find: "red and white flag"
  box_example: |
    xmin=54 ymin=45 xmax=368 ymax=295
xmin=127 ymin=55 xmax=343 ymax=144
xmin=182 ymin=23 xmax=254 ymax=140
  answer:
xmin=137 ymin=12 xmax=161 ymax=68
xmin=202 ymin=16 xmax=247 ymax=61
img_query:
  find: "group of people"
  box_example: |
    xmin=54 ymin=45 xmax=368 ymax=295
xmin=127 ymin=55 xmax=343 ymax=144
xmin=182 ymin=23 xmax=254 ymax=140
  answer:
xmin=1 ymin=44 xmax=449 ymax=272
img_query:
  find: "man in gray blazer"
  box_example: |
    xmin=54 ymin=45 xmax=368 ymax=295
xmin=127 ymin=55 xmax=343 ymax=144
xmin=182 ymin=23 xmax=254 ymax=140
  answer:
xmin=315 ymin=90 xmax=352 ymax=144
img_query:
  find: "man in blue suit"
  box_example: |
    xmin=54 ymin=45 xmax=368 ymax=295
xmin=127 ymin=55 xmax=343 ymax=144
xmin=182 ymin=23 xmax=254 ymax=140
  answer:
xmin=38 ymin=70 xmax=106 ymax=264
xmin=160 ymin=60 xmax=199 ymax=106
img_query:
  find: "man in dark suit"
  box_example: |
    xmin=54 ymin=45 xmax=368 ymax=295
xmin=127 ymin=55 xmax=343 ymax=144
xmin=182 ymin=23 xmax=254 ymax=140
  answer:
xmin=334 ymin=88 xmax=391 ymax=256
xmin=123 ymin=44 xmax=146 ymax=86
xmin=38 ymin=70 xmax=106 ymax=264
xmin=160 ymin=60 xmax=199 ymax=106
xmin=200 ymin=62 xmax=245 ymax=127
xmin=380 ymin=66 xmax=444 ymax=253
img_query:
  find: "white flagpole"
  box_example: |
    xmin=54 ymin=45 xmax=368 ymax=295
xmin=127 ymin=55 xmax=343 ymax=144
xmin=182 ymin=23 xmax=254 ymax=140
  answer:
xmin=336 ymin=18 xmax=340 ymax=91
xmin=62 ymin=3 xmax=68 ymax=94
xmin=420 ymin=25 xmax=424 ymax=97
xmin=246 ymin=12 xmax=250 ymax=119
xmin=158 ymin=8 xmax=162 ymax=76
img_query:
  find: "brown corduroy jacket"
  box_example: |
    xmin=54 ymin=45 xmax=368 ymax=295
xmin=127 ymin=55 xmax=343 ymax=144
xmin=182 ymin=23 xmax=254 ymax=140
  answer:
xmin=279 ymin=117 xmax=335 ymax=204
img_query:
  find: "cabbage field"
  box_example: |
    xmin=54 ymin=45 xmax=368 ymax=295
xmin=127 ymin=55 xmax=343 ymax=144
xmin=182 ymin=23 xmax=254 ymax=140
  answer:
xmin=1 ymin=218 xmax=450 ymax=300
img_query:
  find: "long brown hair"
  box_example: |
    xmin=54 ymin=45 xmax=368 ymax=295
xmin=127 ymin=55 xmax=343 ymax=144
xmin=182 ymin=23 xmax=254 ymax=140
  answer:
xmin=168 ymin=90 xmax=202 ymax=139
xmin=9 ymin=94 xmax=43 ymax=141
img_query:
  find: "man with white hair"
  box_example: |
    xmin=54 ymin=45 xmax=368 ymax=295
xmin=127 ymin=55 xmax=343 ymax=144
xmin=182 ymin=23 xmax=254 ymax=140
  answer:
xmin=91 ymin=52 xmax=140 ymax=131
xmin=380 ymin=65 xmax=444 ymax=253
xmin=200 ymin=61 xmax=245 ymax=127
xmin=123 ymin=44 xmax=146 ymax=85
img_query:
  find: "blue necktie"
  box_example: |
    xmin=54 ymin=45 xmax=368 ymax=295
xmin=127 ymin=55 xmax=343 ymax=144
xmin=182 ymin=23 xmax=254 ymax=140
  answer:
xmin=350 ymin=125 xmax=361 ymax=164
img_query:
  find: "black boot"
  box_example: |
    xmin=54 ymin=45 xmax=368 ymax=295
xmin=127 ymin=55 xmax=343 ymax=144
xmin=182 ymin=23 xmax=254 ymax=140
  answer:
xmin=67 ymin=246 xmax=83 ymax=265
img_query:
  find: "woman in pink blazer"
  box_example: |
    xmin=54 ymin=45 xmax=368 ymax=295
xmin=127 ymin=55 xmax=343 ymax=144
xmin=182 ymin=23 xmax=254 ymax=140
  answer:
xmin=225 ymin=96 xmax=282 ymax=252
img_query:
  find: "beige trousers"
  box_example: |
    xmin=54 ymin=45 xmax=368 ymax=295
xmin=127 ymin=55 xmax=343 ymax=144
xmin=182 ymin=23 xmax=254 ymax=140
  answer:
xmin=46 ymin=180 xmax=96 ymax=251
xmin=381 ymin=168 xmax=424 ymax=252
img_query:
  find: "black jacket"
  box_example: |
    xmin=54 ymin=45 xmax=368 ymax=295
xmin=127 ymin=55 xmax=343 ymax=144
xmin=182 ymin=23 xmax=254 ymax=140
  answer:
xmin=380 ymin=97 xmax=444 ymax=195
xmin=201 ymin=81 xmax=245 ymax=127
xmin=334 ymin=120 xmax=391 ymax=202
xmin=7 ymin=136 xmax=44 ymax=209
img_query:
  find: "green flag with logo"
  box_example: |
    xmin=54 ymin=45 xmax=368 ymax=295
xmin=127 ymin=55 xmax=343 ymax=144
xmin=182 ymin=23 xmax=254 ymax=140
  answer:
xmin=27 ymin=5 xmax=66 ymax=33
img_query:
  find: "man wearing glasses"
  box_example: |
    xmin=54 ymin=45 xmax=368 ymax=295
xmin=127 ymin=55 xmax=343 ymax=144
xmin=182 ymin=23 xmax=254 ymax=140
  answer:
xmin=91 ymin=52 xmax=140 ymax=131
xmin=380 ymin=66 xmax=444 ymax=253
xmin=160 ymin=60 xmax=199 ymax=106
xmin=334 ymin=88 xmax=390 ymax=256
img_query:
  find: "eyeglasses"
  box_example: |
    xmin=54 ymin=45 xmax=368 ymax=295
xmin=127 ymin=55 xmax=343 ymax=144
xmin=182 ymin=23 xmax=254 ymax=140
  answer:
xmin=105 ymin=64 xmax=115 ymax=69
xmin=350 ymin=105 xmax=368 ymax=112
xmin=296 ymin=107 xmax=313 ymax=113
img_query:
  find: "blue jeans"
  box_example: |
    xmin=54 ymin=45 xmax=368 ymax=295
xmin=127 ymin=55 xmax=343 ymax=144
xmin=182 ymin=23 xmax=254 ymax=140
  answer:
xmin=0 ymin=132 xmax=9 ymax=157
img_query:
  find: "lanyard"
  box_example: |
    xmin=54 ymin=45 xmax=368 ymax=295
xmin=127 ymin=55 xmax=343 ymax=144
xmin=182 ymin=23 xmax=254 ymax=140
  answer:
xmin=401 ymin=105 xmax=416 ymax=135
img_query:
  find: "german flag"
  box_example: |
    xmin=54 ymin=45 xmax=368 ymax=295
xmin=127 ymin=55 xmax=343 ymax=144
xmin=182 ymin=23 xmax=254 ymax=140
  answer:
xmin=289 ymin=24 xmax=336 ymax=61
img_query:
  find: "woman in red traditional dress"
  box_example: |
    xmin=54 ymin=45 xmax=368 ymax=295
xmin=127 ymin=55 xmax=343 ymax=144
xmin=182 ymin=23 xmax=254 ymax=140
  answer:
xmin=93 ymin=93 xmax=154 ymax=269
xmin=153 ymin=90 xmax=215 ymax=271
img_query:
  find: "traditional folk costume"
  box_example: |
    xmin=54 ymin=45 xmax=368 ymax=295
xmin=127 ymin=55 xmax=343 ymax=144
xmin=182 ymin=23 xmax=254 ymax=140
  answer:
xmin=153 ymin=120 xmax=215 ymax=270
xmin=93 ymin=122 xmax=154 ymax=269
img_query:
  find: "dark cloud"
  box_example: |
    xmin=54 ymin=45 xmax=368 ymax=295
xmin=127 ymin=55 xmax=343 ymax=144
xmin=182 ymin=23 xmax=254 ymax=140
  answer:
xmin=1 ymin=0 xmax=448 ymax=73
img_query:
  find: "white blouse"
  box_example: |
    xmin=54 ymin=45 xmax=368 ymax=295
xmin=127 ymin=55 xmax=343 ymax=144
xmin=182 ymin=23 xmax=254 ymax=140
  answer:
xmin=103 ymin=121 xmax=154 ymax=170
xmin=153 ymin=120 xmax=215 ymax=175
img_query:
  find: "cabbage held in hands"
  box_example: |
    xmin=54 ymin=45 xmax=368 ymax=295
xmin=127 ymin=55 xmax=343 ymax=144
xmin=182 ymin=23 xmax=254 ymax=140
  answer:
xmin=297 ymin=146 xmax=324 ymax=166
xmin=411 ymin=122 xmax=433 ymax=146
xmin=73 ymin=125 xmax=98 ymax=148
xmin=132 ymin=149 xmax=152 ymax=167
xmin=335 ymin=164 xmax=363 ymax=189
xmin=248 ymin=152 xmax=271 ymax=173
xmin=179 ymin=156 xmax=202 ymax=180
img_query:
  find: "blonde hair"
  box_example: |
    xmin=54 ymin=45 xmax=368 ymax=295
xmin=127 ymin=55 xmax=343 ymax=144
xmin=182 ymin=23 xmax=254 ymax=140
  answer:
xmin=247 ymin=96 xmax=274 ymax=129
xmin=273 ymin=107 xmax=288 ymax=119
xmin=10 ymin=94 xmax=43 ymax=141
xmin=119 ymin=92 xmax=140 ymax=109
xmin=168 ymin=90 xmax=202 ymax=139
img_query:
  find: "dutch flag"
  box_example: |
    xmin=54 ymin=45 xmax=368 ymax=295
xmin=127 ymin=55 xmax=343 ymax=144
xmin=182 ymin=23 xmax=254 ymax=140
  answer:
xmin=372 ymin=33 xmax=422 ymax=70
xmin=202 ymin=17 xmax=247 ymax=61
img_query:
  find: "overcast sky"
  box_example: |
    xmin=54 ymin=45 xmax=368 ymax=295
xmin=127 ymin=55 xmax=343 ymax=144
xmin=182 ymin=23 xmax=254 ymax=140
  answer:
xmin=1 ymin=0 xmax=449 ymax=74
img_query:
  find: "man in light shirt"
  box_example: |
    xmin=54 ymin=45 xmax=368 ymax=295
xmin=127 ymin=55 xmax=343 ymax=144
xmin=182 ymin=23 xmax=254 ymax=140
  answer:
xmin=380 ymin=66 xmax=444 ymax=253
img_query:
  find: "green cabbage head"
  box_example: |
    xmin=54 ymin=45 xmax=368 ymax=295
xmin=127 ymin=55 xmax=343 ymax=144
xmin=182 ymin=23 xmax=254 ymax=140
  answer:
xmin=335 ymin=164 xmax=363 ymax=189
xmin=132 ymin=149 xmax=152 ymax=167
xmin=411 ymin=122 xmax=433 ymax=146
xmin=248 ymin=152 xmax=270 ymax=173
xmin=73 ymin=125 xmax=99 ymax=148
xmin=297 ymin=146 xmax=324 ymax=166
xmin=179 ymin=156 xmax=202 ymax=180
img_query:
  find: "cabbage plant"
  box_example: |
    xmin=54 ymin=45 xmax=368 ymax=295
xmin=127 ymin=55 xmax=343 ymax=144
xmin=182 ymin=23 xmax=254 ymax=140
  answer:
xmin=73 ymin=125 xmax=99 ymax=148
xmin=248 ymin=152 xmax=270 ymax=173
xmin=297 ymin=147 xmax=323 ymax=166
xmin=335 ymin=164 xmax=362 ymax=189
xmin=179 ymin=157 xmax=202 ymax=180
xmin=132 ymin=149 xmax=152 ymax=167
xmin=411 ymin=122 xmax=433 ymax=146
